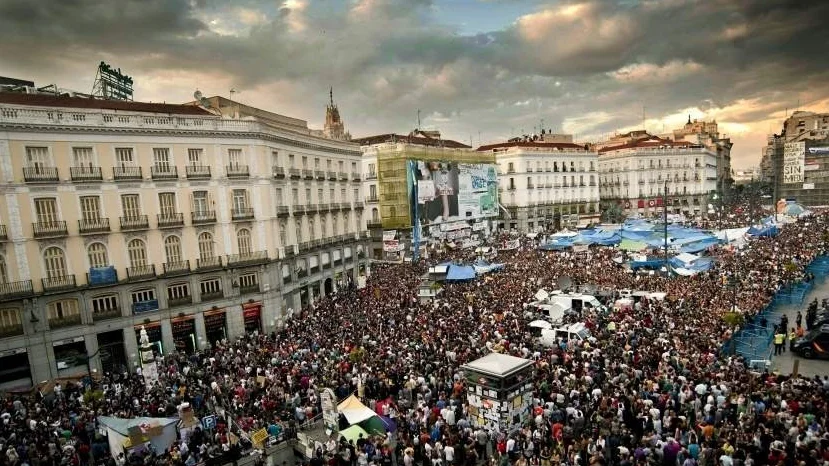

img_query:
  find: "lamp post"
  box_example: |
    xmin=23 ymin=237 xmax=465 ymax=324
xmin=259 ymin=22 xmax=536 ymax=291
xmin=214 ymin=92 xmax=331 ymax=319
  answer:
xmin=663 ymin=180 xmax=669 ymax=275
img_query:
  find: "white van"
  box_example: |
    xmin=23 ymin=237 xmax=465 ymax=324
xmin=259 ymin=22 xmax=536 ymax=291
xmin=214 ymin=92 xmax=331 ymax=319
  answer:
xmin=547 ymin=291 xmax=606 ymax=314
xmin=537 ymin=323 xmax=592 ymax=347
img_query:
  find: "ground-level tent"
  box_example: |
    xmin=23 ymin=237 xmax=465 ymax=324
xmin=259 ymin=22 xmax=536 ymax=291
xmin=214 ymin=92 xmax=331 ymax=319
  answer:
xmin=97 ymin=416 xmax=179 ymax=457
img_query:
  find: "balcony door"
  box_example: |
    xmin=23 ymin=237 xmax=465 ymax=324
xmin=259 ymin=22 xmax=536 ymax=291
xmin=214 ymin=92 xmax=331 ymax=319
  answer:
xmin=34 ymin=198 xmax=59 ymax=224
xmin=80 ymin=196 xmax=102 ymax=222
xmin=121 ymin=195 xmax=141 ymax=219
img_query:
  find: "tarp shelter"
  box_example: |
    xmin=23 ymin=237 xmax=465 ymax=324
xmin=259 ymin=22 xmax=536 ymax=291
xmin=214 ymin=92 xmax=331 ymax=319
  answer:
xmin=619 ymin=238 xmax=647 ymax=252
xmin=339 ymin=425 xmax=370 ymax=443
xmin=337 ymin=395 xmax=377 ymax=425
xmin=445 ymin=265 xmax=476 ymax=281
xmin=473 ymin=260 xmax=505 ymax=275
xmin=747 ymin=225 xmax=779 ymax=237
xmin=98 ymin=416 xmax=178 ymax=457
xmin=360 ymin=415 xmax=397 ymax=435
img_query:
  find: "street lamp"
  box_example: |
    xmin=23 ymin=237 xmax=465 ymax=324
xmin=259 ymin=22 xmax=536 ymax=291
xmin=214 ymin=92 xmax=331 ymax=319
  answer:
xmin=663 ymin=180 xmax=669 ymax=275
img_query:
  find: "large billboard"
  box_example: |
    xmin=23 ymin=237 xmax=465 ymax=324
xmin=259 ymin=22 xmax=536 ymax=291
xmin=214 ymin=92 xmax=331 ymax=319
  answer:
xmin=783 ymin=141 xmax=805 ymax=184
xmin=408 ymin=161 xmax=498 ymax=225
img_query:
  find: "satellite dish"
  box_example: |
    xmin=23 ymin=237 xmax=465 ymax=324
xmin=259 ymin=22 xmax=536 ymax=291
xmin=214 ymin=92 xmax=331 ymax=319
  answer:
xmin=193 ymin=89 xmax=203 ymax=100
xmin=556 ymin=275 xmax=572 ymax=292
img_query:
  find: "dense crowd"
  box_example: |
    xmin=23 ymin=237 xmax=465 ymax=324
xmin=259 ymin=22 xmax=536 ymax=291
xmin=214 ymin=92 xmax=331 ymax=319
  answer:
xmin=2 ymin=205 xmax=829 ymax=466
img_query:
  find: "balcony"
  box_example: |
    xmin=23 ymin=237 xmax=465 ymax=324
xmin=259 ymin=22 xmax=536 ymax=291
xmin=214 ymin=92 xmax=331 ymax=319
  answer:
xmin=302 ymin=169 xmax=314 ymax=179
xmin=298 ymin=241 xmax=312 ymax=252
xmin=227 ymin=251 xmax=268 ymax=267
xmin=351 ymin=172 xmax=361 ymax=181
xmin=168 ymin=295 xmax=193 ymax=307
xmin=240 ymin=281 xmax=260 ymax=294
xmin=186 ymin=165 xmax=211 ymax=180
xmin=201 ymin=289 xmax=224 ymax=301
xmin=93 ymin=308 xmax=123 ymax=321
xmin=23 ymin=166 xmax=59 ymax=183
xmin=120 ymin=215 xmax=149 ymax=231
xmin=366 ymin=195 xmax=379 ymax=203
xmin=113 ymin=166 xmax=142 ymax=181
xmin=272 ymin=166 xmax=286 ymax=178
xmin=339 ymin=171 xmax=349 ymax=181
xmin=78 ymin=218 xmax=111 ymax=234
xmin=354 ymin=203 xmax=364 ymax=210
xmin=196 ymin=256 xmax=223 ymax=271
xmin=306 ymin=204 xmax=319 ymax=214
xmin=367 ymin=220 xmax=382 ymax=229
xmin=162 ymin=260 xmax=191 ymax=276
xmin=293 ymin=204 xmax=306 ymax=215
xmin=226 ymin=165 xmax=250 ymax=178
xmin=49 ymin=314 xmax=82 ymax=329
xmin=365 ymin=172 xmax=377 ymax=180
xmin=527 ymin=183 xmax=535 ymax=189
xmin=283 ymin=246 xmax=295 ymax=258
xmin=318 ymin=203 xmax=330 ymax=213
xmin=127 ymin=264 xmax=156 ymax=281
xmin=191 ymin=210 xmax=216 ymax=225
xmin=42 ymin=274 xmax=77 ymax=293
xmin=70 ymin=166 xmax=103 ymax=182
xmin=289 ymin=168 xmax=301 ymax=179
xmin=231 ymin=207 xmax=255 ymax=221
xmin=157 ymin=212 xmax=185 ymax=228
xmin=86 ymin=269 xmax=118 ymax=287
xmin=0 ymin=225 xmax=6 ymax=240
xmin=327 ymin=171 xmax=337 ymax=181
xmin=0 ymin=324 xmax=24 ymax=338
xmin=33 ymin=221 xmax=68 ymax=238
xmin=339 ymin=202 xmax=352 ymax=210
xmin=151 ymin=166 xmax=178 ymax=180
xmin=276 ymin=206 xmax=290 ymax=217
xmin=314 ymin=170 xmax=325 ymax=180
xmin=0 ymin=280 xmax=34 ymax=300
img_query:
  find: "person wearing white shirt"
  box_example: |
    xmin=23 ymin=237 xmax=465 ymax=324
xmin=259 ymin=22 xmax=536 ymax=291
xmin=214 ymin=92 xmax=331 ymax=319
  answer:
xmin=444 ymin=444 xmax=455 ymax=464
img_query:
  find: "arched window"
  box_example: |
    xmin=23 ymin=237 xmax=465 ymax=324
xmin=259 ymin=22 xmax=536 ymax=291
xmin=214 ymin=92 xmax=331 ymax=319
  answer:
xmin=198 ymin=232 xmax=214 ymax=259
xmin=332 ymin=215 xmax=339 ymax=235
xmin=237 ymin=228 xmax=252 ymax=254
xmin=87 ymin=243 xmax=109 ymax=268
xmin=0 ymin=255 xmax=8 ymax=284
xmin=127 ymin=239 xmax=147 ymax=267
xmin=164 ymin=236 xmax=182 ymax=263
xmin=371 ymin=208 xmax=379 ymax=222
xmin=308 ymin=218 xmax=316 ymax=239
xmin=279 ymin=221 xmax=287 ymax=245
xmin=320 ymin=217 xmax=327 ymax=237
xmin=344 ymin=213 xmax=351 ymax=232
xmin=295 ymin=221 xmax=303 ymax=244
xmin=43 ymin=247 xmax=67 ymax=278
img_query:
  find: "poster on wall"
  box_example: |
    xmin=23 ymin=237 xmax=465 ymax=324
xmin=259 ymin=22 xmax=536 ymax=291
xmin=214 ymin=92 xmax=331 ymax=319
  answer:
xmin=382 ymin=230 xmax=397 ymax=241
xmin=383 ymin=240 xmax=403 ymax=252
xmin=409 ymin=161 xmax=498 ymax=224
xmin=783 ymin=141 xmax=805 ymax=184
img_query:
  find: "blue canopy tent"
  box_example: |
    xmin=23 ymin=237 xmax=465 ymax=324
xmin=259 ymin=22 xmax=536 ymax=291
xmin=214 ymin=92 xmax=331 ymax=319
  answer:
xmin=680 ymin=238 xmax=722 ymax=253
xmin=747 ymin=225 xmax=779 ymax=237
xmin=445 ymin=265 xmax=476 ymax=281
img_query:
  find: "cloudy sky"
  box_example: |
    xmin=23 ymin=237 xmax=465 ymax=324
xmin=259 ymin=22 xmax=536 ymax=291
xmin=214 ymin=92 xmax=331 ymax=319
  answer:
xmin=2 ymin=0 xmax=828 ymax=168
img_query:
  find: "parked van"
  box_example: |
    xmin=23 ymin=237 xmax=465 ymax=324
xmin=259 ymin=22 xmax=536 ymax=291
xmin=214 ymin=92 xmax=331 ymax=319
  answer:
xmin=537 ymin=322 xmax=592 ymax=347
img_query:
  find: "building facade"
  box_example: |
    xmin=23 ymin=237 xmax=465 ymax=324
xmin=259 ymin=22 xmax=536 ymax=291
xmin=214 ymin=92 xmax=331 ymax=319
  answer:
xmin=762 ymin=111 xmax=829 ymax=205
xmin=0 ymin=92 xmax=369 ymax=388
xmin=356 ymin=131 xmax=497 ymax=260
xmin=671 ymin=117 xmax=733 ymax=193
xmin=598 ymin=137 xmax=719 ymax=218
xmin=475 ymin=140 xmax=600 ymax=231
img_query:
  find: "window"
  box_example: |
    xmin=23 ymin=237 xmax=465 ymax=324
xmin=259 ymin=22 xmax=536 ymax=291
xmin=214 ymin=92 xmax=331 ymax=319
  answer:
xmin=187 ymin=148 xmax=203 ymax=166
xmin=301 ymin=156 xmax=308 ymax=168
xmin=314 ymin=158 xmax=320 ymax=169
xmin=340 ymin=188 xmax=346 ymax=199
xmin=338 ymin=161 xmax=344 ymax=171
xmin=344 ymin=213 xmax=350 ymax=232
xmin=115 ymin=148 xmax=134 ymax=167
xmin=87 ymin=243 xmax=109 ymax=268
xmin=131 ymin=289 xmax=156 ymax=305
xmin=590 ymin=161 xmax=595 ymax=171
xmin=91 ymin=295 xmax=119 ymax=314
xmin=80 ymin=196 xmax=102 ymax=222
xmin=309 ymin=218 xmax=316 ymax=239
xmin=121 ymin=194 xmax=141 ymax=218
xmin=34 ymin=198 xmax=59 ymax=224
xmin=353 ymin=188 xmax=359 ymax=202
xmin=332 ymin=216 xmax=339 ymax=235
xmin=73 ymin=147 xmax=94 ymax=167
xmin=200 ymin=278 xmax=222 ymax=296
xmin=25 ymin=146 xmax=52 ymax=169
xmin=321 ymin=217 xmax=327 ymax=237
xmin=192 ymin=191 xmax=209 ymax=214
xmin=305 ymin=188 xmax=311 ymax=203
xmin=288 ymin=154 xmax=295 ymax=167
xmin=0 ymin=255 xmax=6 ymax=284
xmin=295 ymin=221 xmax=303 ymax=243
xmin=198 ymin=232 xmax=215 ymax=259
xmin=317 ymin=188 xmax=323 ymax=203
xmin=291 ymin=188 xmax=299 ymax=205
xmin=0 ymin=308 xmax=21 ymax=328
xmin=279 ymin=221 xmax=287 ymax=245
xmin=369 ymin=185 xmax=377 ymax=199
xmin=158 ymin=192 xmax=177 ymax=216
xmin=237 ymin=229 xmax=252 ymax=254
xmin=164 ymin=236 xmax=183 ymax=263
xmin=232 ymin=189 xmax=248 ymax=210
xmin=271 ymin=151 xmax=280 ymax=167
xmin=239 ymin=272 xmax=258 ymax=289
xmin=47 ymin=299 xmax=79 ymax=320
xmin=43 ymin=247 xmax=67 ymax=278
xmin=153 ymin=148 xmax=171 ymax=171
xmin=326 ymin=159 xmax=332 ymax=169
xmin=368 ymin=163 xmax=376 ymax=175
xmin=167 ymin=283 xmax=190 ymax=300
xmin=228 ymin=148 xmax=244 ymax=168
xmin=127 ymin=239 xmax=147 ymax=267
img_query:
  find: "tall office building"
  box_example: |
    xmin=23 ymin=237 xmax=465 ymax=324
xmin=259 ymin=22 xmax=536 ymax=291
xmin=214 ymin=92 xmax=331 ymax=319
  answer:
xmin=0 ymin=91 xmax=369 ymax=387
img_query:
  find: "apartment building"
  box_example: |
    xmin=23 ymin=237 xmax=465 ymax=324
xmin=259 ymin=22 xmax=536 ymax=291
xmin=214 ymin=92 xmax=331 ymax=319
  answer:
xmin=0 ymin=92 xmax=369 ymax=387
xmin=476 ymin=137 xmax=600 ymax=230
xmin=598 ymin=136 xmax=718 ymax=218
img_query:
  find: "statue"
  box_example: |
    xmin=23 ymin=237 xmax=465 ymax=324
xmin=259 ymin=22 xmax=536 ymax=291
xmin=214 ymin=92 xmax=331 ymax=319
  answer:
xmin=139 ymin=326 xmax=150 ymax=347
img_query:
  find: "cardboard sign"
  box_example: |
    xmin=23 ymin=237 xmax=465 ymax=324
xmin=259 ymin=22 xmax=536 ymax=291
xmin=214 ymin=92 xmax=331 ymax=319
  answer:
xmin=251 ymin=428 xmax=268 ymax=448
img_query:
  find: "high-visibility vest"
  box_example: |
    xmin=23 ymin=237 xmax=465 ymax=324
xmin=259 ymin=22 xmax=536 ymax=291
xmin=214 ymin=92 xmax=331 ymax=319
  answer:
xmin=789 ymin=332 xmax=797 ymax=341
xmin=774 ymin=334 xmax=785 ymax=344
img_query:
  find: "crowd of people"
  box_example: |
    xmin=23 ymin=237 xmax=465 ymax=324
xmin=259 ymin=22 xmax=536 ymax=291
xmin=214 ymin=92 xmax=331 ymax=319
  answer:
xmin=1 ymin=202 xmax=829 ymax=466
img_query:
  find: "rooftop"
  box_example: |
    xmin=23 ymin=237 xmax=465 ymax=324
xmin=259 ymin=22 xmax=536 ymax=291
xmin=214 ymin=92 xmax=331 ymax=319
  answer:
xmin=353 ymin=131 xmax=471 ymax=149
xmin=477 ymin=141 xmax=587 ymax=152
xmin=598 ymin=138 xmax=697 ymax=154
xmin=0 ymin=92 xmax=212 ymax=116
xmin=461 ymin=352 xmax=533 ymax=378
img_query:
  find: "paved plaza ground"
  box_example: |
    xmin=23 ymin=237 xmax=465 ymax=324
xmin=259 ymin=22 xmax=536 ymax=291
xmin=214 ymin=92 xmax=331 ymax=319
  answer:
xmin=769 ymin=274 xmax=829 ymax=377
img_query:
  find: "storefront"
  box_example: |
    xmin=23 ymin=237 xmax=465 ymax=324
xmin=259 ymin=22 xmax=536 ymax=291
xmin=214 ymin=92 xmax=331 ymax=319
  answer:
xmin=171 ymin=317 xmax=196 ymax=355
xmin=135 ymin=323 xmax=164 ymax=360
xmin=242 ymin=302 xmax=262 ymax=333
xmin=0 ymin=349 xmax=31 ymax=389
xmin=97 ymin=330 xmax=126 ymax=374
xmin=53 ymin=336 xmax=88 ymax=374
xmin=204 ymin=308 xmax=227 ymax=345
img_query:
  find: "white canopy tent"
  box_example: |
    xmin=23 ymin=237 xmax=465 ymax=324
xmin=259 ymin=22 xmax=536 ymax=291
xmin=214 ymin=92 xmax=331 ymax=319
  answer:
xmin=337 ymin=395 xmax=377 ymax=425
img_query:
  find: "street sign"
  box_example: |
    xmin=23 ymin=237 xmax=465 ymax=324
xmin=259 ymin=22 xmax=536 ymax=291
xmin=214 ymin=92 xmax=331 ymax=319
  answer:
xmin=201 ymin=415 xmax=217 ymax=430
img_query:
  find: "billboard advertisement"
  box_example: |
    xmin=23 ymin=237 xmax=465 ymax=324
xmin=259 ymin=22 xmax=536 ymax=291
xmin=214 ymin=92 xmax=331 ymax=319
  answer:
xmin=783 ymin=141 xmax=805 ymax=184
xmin=408 ymin=160 xmax=498 ymax=225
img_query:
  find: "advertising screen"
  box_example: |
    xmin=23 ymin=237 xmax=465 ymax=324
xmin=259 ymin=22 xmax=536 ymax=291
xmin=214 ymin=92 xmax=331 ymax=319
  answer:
xmin=409 ymin=160 xmax=498 ymax=224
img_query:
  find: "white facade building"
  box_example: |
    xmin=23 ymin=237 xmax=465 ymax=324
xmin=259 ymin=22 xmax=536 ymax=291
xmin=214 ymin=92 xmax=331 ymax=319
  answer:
xmin=0 ymin=92 xmax=369 ymax=387
xmin=598 ymin=138 xmax=718 ymax=218
xmin=476 ymin=141 xmax=601 ymax=230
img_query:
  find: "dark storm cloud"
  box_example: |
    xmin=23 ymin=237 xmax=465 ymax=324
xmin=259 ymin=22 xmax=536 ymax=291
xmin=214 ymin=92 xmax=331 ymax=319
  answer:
xmin=0 ymin=0 xmax=827 ymax=166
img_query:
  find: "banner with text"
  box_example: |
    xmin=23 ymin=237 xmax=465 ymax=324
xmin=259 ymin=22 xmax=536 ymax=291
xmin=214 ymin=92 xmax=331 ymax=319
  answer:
xmin=409 ymin=160 xmax=498 ymax=224
xmin=783 ymin=141 xmax=805 ymax=184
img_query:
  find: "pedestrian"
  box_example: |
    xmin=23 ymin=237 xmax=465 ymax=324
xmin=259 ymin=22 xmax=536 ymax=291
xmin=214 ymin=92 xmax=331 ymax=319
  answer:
xmin=789 ymin=327 xmax=798 ymax=351
xmin=773 ymin=329 xmax=786 ymax=355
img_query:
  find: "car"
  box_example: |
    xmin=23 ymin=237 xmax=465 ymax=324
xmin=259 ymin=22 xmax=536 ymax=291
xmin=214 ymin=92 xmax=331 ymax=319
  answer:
xmin=792 ymin=325 xmax=829 ymax=359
